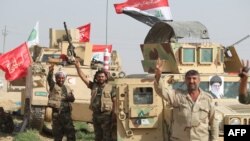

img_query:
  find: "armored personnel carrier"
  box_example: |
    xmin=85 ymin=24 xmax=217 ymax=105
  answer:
xmin=113 ymin=21 xmax=250 ymax=140
xmin=7 ymin=26 xmax=125 ymax=130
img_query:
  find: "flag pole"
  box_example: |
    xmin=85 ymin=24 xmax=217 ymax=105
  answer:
xmin=105 ymin=0 xmax=109 ymax=45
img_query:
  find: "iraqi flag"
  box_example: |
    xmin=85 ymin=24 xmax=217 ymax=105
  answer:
xmin=0 ymin=42 xmax=32 ymax=81
xmin=77 ymin=23 xmax=91 ymax=42
xmin=114 ymin=0 xmax=172 ymax=26
xmin=92 ymin=45 xmax=112 ymax=62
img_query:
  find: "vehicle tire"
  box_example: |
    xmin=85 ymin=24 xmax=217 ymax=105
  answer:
xmin=29 ymin=106 xmax=45 ymax=131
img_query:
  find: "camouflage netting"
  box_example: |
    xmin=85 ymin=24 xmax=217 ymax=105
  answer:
xmin=144 ymin=21 xmax=210 ymax=44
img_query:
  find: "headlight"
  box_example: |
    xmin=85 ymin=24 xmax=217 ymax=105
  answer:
xmin=229 ymin=118 xmax=241 ymax=125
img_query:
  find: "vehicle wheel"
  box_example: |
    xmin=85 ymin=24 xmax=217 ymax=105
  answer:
xmin=30 ymin=106 xmax=45 ymax=131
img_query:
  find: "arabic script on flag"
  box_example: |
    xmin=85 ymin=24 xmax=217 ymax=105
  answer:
xmin=0 ymin=42 xmax=32 ymax=81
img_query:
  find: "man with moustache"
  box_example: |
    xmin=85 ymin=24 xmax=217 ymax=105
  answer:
xmin=154 ymin=59 xmax=218 ymax=141
xmin=75 ymin=60 xmax=116 ymax=141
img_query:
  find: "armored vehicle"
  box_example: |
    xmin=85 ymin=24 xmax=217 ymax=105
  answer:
xmin=7 ymin=27 xmax=125 ymax=130
xmin=114 ymin=21 xmax=250 ymax=140
xmin=5 ymin=21 xmax=249 ymax=140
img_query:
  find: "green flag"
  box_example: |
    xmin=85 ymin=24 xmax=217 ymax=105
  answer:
xmin=27 ymin=22 xmax=39 ymax=47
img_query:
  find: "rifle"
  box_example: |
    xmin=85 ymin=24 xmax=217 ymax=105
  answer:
xmin=63 ymin=22 xmax=76 ymax=63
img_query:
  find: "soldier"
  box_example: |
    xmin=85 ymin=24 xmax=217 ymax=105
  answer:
xmin=239 ymin=60 xmax=250 ymax=104
xmin=154 ymin=59 xmax=218 ymax=141
xmin=74 ymin=60 xmax=116 ymax=141
xmin=0 ymin=107 xmax=14 ymax=134
xmin=47 ymin=64 xmax=76 ymax=141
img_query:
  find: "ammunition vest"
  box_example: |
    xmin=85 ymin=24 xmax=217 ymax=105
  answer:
xmin=89 ymin=83 xmax=113 ymax=113
xmin=48 ymin=84 xmax=72 ymax=109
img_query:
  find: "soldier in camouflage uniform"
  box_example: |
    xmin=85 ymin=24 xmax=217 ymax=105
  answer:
xmin=75 ymin=60 xmax=116 ymax=141
xmin=47 ymin=64 xmax=76 ymax=141
xmin=154 ymin=59 xmax=218 ymax=141
xmin=239 ymin=60 xmax=250 ymax=104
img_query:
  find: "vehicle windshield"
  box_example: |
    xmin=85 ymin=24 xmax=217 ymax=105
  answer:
xmin=172 ymin=81 xmax=249 ymax=99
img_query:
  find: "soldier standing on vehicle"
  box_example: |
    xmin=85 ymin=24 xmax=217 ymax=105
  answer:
xmin=47 ymin=64 xmax=76 ymax=141
xmin=239 ymin=60 xmax=250 ymax=104
xmin=154 ymin=58 xmax=218 ymax=141
xmin=74 ymin=60 xmax=116 ymax=141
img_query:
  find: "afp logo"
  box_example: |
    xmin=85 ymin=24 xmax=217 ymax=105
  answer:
xmin=224 ymin=125 xmax=250 ymax=140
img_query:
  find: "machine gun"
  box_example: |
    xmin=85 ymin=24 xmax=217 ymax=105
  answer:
xmin=63 ymin=22 xmax=76 ymax=63
xmin=225 ymin=34 xmax=250 ymax=58
xmin=230 ymin=35 xmax=250 ymax=47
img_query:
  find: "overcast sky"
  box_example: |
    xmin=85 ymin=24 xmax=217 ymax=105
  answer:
xmin=1 ymin=0 xmax=250 ymax=74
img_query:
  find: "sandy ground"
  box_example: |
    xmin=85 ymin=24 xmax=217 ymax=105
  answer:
xmin=0 ymin=136 xmax=12 ymax=141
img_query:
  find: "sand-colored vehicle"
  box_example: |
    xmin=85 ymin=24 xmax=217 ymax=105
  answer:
xmin=113 ymin=21 xmax=250 ymax=140
xmin=7 ymin=26 xmax=125 ymax=131
xmin=5 ymin=21 xmax=249 ymax=140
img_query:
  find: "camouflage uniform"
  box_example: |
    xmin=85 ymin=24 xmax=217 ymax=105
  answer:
xmin=47 ymin=71 xmax=76 ymax=141
xmin=88 ymin=82 xmax=116 ymax=141
xmin=155 ymin=79 xmax=218 ymax=141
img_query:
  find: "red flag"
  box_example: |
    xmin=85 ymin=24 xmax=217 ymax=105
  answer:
xmin=77 ymin=23 xmax=91 ymax=42
xmin=0 ymin=42 xmax=32 ymax=81
xmin=92 ymin=45 xmax=112 ymax=62
xmin=114 ymin=0 xmax=172 ymax=26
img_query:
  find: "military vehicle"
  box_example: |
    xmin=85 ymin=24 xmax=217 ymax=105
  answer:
xmin=5 ymin=21 xmax=249 ymax=140
xmin=7 ymin=25 xmax=125 ymax=131
xmin=113 ymin=21 xmax=250 ymax=140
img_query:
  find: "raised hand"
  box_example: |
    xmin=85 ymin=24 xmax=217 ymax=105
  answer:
xmin=239 ymin=60 xmax=249 ymax=78
xmin=155 ymin=58 xmax=163 ymax=82
xmin=48 ymin=64 xmax=54 ymax=73
xmin=74 ymin=59 xmax=81 ymax=68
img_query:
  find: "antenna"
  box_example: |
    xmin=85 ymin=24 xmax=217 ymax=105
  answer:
xmin=105 ymin=0 xmax=109 ymax=45
xmin=2 ymin=25 xmax=8 ymax=53
xmin=230 ymin=35 xmax=250 ymax=47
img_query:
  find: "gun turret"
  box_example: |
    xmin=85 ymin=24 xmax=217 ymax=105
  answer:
xmin=63 ymin=22 xmax=76 ymax=63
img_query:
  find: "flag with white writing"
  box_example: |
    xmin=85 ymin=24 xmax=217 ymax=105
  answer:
xmin=0 ymin=42 xmax=32 ymax=81
xmin=77 ymin=23 xmax=91 ymax=42
xmin=27 ymin=22 xmax=39 ymax=47
xmin=114 ymin=0 xmax=172 ymax=26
